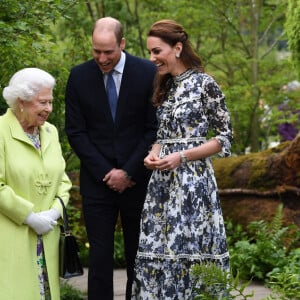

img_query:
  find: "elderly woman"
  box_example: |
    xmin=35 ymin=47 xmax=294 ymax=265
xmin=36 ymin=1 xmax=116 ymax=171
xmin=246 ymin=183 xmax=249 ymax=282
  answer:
xmin=0 ymin=68 xmax=72 ymax=299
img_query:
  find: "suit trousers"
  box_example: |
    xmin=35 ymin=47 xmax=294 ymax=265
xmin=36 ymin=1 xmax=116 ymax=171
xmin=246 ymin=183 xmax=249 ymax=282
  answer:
xmin=82 ymin=183 xmax=147 ymax=300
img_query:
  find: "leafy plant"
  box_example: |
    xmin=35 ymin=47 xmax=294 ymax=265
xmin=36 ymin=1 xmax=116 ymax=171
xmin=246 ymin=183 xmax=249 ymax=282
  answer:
xmin=229 ymin=204 xmax=299 ymax=280
xmin=192 ymin=262 xmax=254 ymax=299
xmin=225 ymin=219 xmax=249 ymax=248
xmin=114 ymin=230 xmax=126 ymax=268
xmin=264 ymin=248 xmax=300 ymax=299
xmin=60 ymin=281 xmax=86 ymax=300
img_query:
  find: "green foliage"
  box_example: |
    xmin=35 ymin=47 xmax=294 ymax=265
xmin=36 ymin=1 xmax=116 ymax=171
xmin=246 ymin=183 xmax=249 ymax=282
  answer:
xmin=114 ymin=230 xmax=126 ymax=268
xmin=229 ymin=204 xmax=300 ymax=281
xmin=60 ymin=281 xmax=86 ymax=300
xmin=0 ymin=0 xmax=77 ymax=109
xmin=191 ymin=263 xmax=254 ymax=299
xmin=225 ymin=219 xmax=249 ymax=248
xmin=285 ymin=0 xmax=300 ymax=79
xmin=1 ymin=0 xmax=298 ymax=155
xmin=0 ymin=0 xmax=80 ymax=156
xmin=265 ymin=248 xmax=300 ymax=299
xmin=65 ymin=153 xmax=80 ymax=172
xmin=225 ymin=208 xmax=300 ymax=299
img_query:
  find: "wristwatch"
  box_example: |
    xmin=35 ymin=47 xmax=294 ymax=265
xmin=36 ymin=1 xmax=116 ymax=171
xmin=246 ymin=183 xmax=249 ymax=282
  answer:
xmin=179 ymin=151 xmax=187 ymax=163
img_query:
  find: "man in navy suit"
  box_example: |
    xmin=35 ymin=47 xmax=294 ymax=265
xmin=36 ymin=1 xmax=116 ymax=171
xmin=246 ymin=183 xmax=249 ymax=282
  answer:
xmin=65 ymin=17 xmax=157 ymax=300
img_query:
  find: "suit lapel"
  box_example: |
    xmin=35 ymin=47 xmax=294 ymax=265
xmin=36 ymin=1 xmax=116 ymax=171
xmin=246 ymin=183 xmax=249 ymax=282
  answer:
xmin=114 ymin=54 xmax=136 ymax=125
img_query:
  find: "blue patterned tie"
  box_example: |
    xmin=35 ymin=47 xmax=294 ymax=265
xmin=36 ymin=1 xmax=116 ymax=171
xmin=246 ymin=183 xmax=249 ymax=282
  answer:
xmin=106 ymin=70 xmax=118 ymax=121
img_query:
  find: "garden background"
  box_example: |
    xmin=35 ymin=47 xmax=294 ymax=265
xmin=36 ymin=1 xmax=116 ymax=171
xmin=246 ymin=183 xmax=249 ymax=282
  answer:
xmin=1 ymin=1 xmax=300 ymax=298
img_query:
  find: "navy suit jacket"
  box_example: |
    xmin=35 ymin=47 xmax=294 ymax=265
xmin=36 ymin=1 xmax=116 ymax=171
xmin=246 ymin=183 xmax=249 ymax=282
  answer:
xmin=65 ymin=53 xmax=157 ymax=197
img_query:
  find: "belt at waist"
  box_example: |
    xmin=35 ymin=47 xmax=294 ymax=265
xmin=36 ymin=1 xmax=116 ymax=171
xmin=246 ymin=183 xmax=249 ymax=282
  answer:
xmin=157 ymin=137 xmax=206 ymax=144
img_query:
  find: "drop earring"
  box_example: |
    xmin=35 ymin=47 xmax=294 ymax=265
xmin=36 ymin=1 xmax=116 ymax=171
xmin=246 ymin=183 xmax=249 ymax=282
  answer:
xmin=176 ymin=53 xmax=180 ymax=58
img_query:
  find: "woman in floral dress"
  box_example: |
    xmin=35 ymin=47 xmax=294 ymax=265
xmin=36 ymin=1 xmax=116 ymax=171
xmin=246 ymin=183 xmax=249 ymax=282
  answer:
xmin=132 ymin=20 xmax=233 ymax=299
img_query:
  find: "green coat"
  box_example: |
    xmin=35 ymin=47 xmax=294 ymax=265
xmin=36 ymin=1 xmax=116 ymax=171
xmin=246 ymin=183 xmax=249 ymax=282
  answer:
xmin=0 ymin=109 xmax=72 ymax=300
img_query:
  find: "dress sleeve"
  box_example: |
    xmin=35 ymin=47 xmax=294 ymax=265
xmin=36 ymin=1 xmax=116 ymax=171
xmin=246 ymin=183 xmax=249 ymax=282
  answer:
xmin=203 ymin=76 xmax=233 ymax=157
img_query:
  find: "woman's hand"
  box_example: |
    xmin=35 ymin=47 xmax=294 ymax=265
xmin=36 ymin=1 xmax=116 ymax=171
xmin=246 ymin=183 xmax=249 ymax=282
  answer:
xmin=24 ymin=212 xmax=56 ymax=235
xmin=144 ymin=151 xmax=160 ymax=170
xmin=152 ymin=152 xmax=181 ymax=171
xmin=37 ymin=208 xmax=60 ymax=221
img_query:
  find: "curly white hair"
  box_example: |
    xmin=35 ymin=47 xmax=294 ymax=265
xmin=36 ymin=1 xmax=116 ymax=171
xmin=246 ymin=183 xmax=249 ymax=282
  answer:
xmin=2 ymin=68 xmax=55 ymax=110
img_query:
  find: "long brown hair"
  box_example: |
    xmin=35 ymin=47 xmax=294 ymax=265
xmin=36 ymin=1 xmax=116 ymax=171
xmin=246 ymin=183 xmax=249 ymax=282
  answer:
xmin=148 ymin=19 xmax=204 ymax=106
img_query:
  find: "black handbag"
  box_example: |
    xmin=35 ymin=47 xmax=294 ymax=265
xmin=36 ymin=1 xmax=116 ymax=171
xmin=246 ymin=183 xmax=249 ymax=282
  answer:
xmin=56 ymin=196 xmax=84 ymax=279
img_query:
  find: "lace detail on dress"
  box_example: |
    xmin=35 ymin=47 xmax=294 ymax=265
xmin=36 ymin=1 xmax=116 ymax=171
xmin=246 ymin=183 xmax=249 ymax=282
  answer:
xmin=173 ymin=68 xmax=194 ymax=83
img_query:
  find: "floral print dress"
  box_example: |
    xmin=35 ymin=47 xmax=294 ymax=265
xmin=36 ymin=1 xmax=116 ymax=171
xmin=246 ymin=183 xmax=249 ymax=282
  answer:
xmin=132 ymin=69 xmax=233 ymax=299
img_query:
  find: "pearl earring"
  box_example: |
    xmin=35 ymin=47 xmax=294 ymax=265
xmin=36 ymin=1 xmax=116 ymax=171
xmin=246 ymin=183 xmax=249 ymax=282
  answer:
xmin=176 ymin=53 xmax=180 ymax=58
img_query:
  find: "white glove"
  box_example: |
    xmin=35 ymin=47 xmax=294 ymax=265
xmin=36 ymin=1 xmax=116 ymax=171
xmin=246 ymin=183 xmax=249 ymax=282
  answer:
xmin=24 ymin=212 xmax=56 ymax=235
xmin=37 ymin=208 xmax=60 ymax=222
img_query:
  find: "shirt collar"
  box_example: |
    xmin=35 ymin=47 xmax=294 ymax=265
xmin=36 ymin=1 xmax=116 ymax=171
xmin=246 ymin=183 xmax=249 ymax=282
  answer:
xmin=114 ymin=51 xmax=126 ymax=74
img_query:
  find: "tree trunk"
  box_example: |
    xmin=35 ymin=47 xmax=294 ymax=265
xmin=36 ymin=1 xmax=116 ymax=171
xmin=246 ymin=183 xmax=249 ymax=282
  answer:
xmin=213 ymin=133 xmax=300 ymax=229
xmin=214 ymin=133 xmax=300 ymax=190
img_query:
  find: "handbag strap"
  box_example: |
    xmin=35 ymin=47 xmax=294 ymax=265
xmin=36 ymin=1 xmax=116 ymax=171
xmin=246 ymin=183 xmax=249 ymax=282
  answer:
xmin=56 ymin=196 xmax=70 ymax=234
